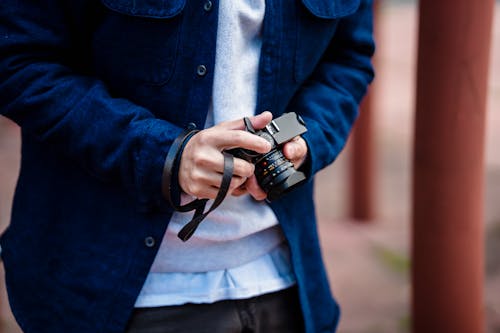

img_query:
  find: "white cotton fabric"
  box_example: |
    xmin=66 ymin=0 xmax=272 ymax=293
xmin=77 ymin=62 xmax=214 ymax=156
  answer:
xmin=135 ymin=0 xmax=296 ymax=307
xmin=135 ymin=242 xmax=296 ymax=307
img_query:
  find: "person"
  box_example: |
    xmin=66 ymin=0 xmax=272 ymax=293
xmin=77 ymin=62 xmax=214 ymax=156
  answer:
xmin=0 ymin=0 xmax=374 ymax=332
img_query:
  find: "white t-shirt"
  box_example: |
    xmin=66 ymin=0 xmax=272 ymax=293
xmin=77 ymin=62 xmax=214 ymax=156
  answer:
xmin=135 ymin=0 xmax=296 ymax=307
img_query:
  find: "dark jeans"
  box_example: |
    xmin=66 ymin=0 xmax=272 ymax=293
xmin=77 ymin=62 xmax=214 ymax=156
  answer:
xmin=125 ymin=287 xmax=305 ymax=333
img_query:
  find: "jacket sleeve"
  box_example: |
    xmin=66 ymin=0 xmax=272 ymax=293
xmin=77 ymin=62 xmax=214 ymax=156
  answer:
xmin=289 ymin=0 xmax=375 ymax=177
xmin=0 ymin=0 xmax=182 ymax=209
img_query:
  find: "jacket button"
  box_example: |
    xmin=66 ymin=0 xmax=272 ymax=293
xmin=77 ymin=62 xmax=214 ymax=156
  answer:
xmin=197 ymin=65 xmax=207 ymax=77
xmin=203 ymin=1 xmax=213 ymax=12
xmin=144 ymin=236 xmax=156 ymax=248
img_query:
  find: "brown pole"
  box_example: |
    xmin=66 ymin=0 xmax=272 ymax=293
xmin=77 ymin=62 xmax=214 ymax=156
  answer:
xmin=349 ymin=0 xmax=379 ymax=221
xmin=412 ymin=0 xmax=494 ymax=332
xmin=350 ymin=93 xmax=375 ymax=220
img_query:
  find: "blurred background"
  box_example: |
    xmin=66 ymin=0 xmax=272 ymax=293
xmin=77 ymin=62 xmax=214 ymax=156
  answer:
xmin=0 ymin=1 xmax=499 ymax=332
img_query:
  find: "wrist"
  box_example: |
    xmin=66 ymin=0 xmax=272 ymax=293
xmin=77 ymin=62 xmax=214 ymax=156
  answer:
xmin=162 ymin=125 xmax=199 ymax=209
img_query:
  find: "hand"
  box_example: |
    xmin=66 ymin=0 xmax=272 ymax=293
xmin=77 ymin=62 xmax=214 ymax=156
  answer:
xmin=283 ymin=136 xmax=308 ymax=169
xmin=178 ymin=112 xmax=272 ymax=200
xmin=232 ymin=135 xmax=309 ymax=201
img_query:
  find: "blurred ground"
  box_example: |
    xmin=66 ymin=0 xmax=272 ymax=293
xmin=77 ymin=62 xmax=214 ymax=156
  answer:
xmin=0 ymin=2 xmax=499 ymax=333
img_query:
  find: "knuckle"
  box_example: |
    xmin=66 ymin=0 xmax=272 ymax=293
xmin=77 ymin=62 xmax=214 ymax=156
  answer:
xmin=195 ymin=130 xmax=210 ymax=144
xmin=229 ymin=179 xmax=242 ymax=190
xmin=184 ymin=183 xmax=195 ymax=196
xmin=190 ymin=183 xmax=202 ymax=196
xmin=235 ymin=161 xmax=254 ymax=178
xmin=191 ymin=170 xmax=204 ymax=183
xmin=246 ymin=164 xmax=255 ymax=176
xmin=193 ymin=152 xmax=212 ymax=168
xmin=231 ymin=131 xmax=245 ymax=143
xmin=196 ymin=155 xmax=211 ymax=168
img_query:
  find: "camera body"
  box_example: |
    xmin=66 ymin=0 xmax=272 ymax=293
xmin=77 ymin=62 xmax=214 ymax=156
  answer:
xmin=228 ymin=112 xmax=308 ymax=201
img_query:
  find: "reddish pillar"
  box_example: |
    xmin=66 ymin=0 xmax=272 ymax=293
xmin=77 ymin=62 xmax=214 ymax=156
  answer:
xmin=350 ymin=93 xmax=375 ymax=220
xmin=349 ymin=0 xmax=378 ymax=221
xmin=412 ymin=0 xmax=494 ymax=332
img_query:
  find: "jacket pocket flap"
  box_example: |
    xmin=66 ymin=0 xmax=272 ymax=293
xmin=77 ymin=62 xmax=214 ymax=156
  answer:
xmin=101 ymin=0 xmax=186 ymax=18
xmin=301 ymin=0 xmax=361 ymax=19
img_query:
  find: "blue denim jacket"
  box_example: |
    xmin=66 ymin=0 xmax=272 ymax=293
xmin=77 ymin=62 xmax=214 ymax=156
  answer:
xmin=0 ymin=0 xmax=374 ymax=332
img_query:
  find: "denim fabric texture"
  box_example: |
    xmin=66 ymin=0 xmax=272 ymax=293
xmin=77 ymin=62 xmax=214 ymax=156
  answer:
xmin=0 ymin=0 xmax=375 ymax=332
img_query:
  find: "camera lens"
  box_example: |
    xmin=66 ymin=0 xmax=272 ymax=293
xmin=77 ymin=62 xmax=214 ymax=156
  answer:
xmin=254 ymin=149 xmax=295 ymax=190
xmin=227 ymin=113 xmax=307 ymax=201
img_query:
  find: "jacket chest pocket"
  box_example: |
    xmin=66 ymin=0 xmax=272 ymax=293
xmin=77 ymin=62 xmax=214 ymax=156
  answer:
xmin=295 ymin=0 xmax=360 ymax=83
xmin=92 ymin=0 xmax=186 ymax=86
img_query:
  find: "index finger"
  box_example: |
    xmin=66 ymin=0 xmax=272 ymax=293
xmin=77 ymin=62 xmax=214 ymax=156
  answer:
xmin=214 ymin=129 xmax=271 ymax=153
xmin=216 ymin=111 xmax=273 ymax=131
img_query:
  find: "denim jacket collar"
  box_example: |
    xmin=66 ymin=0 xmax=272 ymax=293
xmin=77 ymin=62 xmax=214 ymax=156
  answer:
xmin=301 ymin=0 xmax=360 ymax=18
xmin=101 ymin=0 xmax=186 ymax=18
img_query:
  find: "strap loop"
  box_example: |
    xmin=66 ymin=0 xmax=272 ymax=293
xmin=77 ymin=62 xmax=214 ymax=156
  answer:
xmin=162 ymin=127 xmax=201 ymax=212
xmin=177 ymin=152 xmax=234 ymax=241
xmin=162 ymin=125 xmax=235 ymax=241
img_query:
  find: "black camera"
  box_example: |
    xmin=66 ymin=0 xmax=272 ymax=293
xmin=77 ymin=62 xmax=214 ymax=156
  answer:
xmin=228 ymin=112 xmax=308 ymax=201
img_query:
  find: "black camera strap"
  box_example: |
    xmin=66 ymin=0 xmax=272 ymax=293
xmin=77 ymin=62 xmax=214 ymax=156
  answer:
xmin=177 ymin=152 xmax=233 ymax=241
xmin=163 ymin=126 xmax=235 ymax=242
xmin=162 ymin=126 xmax=201 ymax=212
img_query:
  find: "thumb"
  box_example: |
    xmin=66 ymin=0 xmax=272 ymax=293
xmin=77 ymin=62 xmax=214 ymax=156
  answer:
xmin=283 ymin=137 xmax=308 ymax=164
